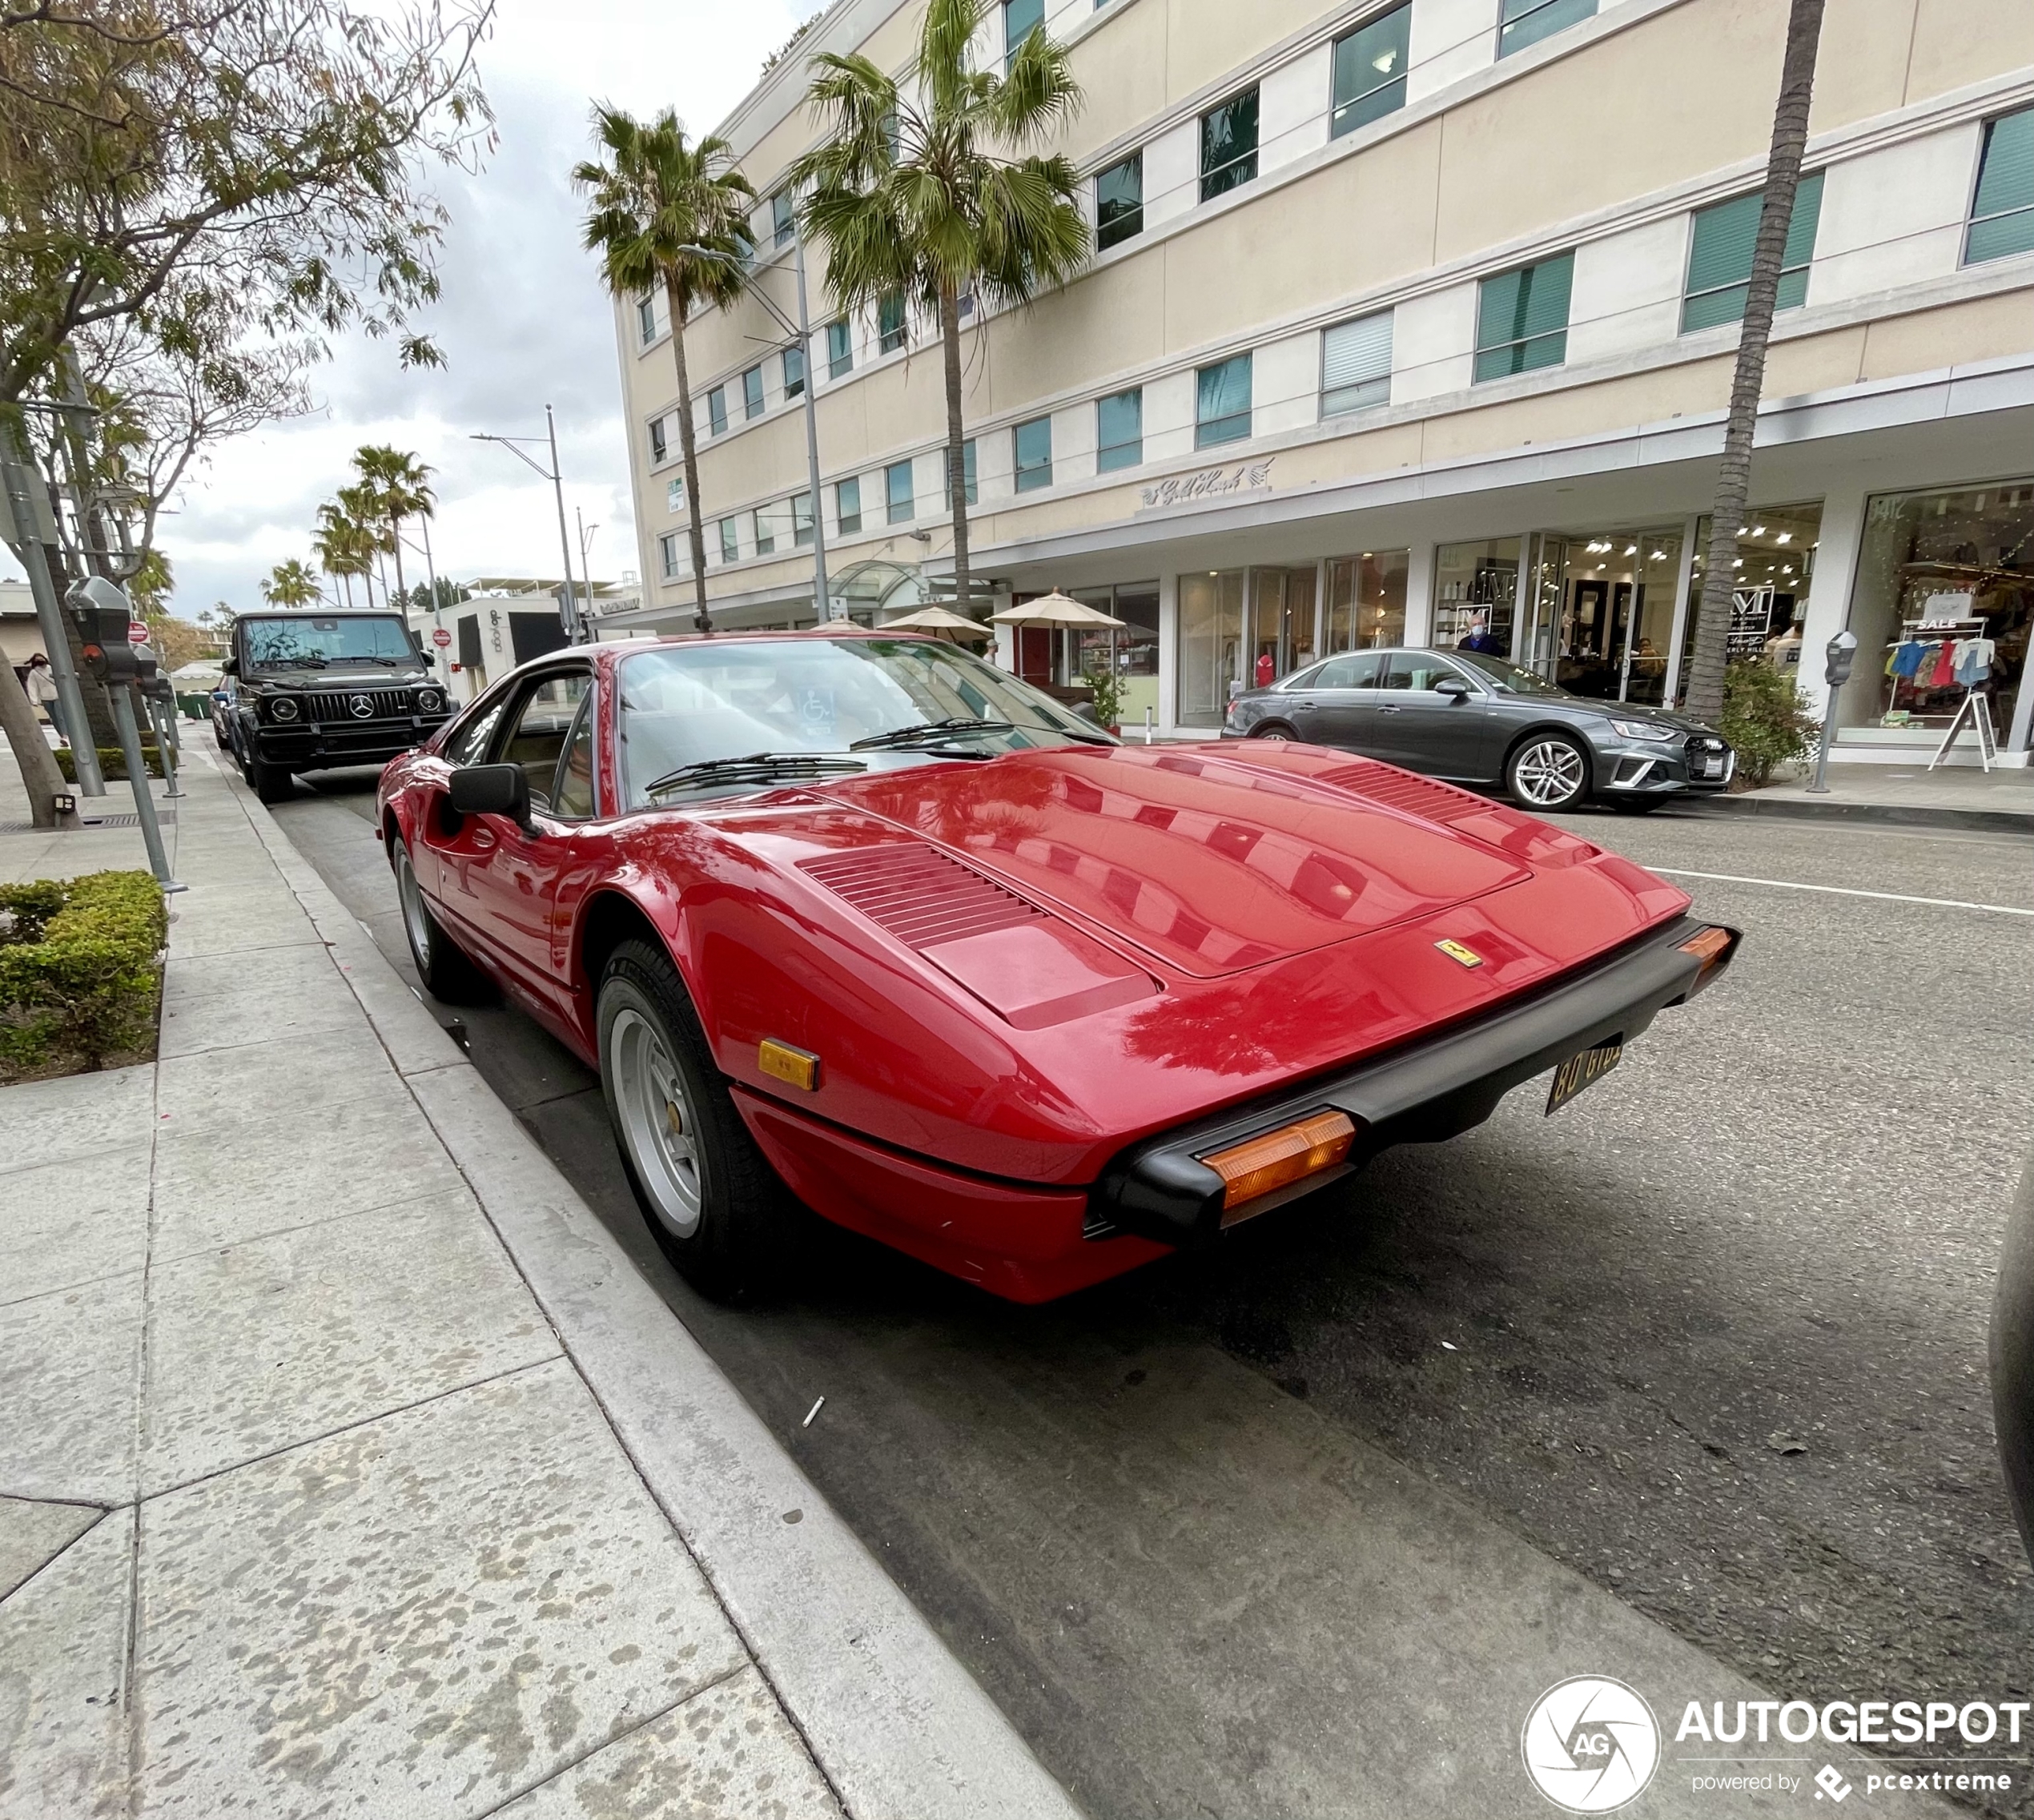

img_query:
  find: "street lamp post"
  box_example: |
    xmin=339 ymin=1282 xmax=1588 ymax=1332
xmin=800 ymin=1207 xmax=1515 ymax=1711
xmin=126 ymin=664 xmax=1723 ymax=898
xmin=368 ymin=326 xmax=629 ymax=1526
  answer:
xmin=577 ymin=510 xmax=600 ymax=629
xmin=470 ymin=411 xmax=584 ymax=644
xmin=681 ymin=236 xmax=834 ymax=623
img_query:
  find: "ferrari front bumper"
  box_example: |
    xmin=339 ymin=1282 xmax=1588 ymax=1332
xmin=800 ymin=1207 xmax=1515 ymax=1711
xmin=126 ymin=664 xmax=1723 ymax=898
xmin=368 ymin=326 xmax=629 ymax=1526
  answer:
xmin=1091 ymin=914 xmax=1740 ymax=1249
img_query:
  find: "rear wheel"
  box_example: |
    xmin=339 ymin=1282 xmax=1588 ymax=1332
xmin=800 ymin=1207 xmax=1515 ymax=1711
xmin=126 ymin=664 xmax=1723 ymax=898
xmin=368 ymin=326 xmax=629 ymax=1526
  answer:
xmin=1250 ymin=722 xmax=1297 ymax=741
xmin=598 ymin=938 xmax=784 ymax=1301
xmin=392 ymin=838 xmax=492 ymax=1002
xmin=1505 ymin=733 xmax=1591 ymax=811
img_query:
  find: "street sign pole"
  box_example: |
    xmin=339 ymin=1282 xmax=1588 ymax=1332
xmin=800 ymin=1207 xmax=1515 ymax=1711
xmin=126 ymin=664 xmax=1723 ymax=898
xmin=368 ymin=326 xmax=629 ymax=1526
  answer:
xmin=1 ymin=436 xmax=106 ymax=795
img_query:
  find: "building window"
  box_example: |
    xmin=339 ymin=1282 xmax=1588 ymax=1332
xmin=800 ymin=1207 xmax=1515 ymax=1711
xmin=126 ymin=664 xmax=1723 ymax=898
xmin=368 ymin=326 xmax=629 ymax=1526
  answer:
xmin=1013 ymin=416 xmax=1053 ymax=492
xmin=1096 ymin=153 xmax=1143 ymax=251
xmin=1003 ymin=0 xmax=1042 ymax=70
xmin=1498 ymin=0 xmax=1595 ymax=58
xmin=754 ymin=507 xmax=776 ymax=556
xmin=793 ymin=491 xmax=814 ymax=546
xmin=1096 ymin=388 xmax=1143 ymax=471
xmin=886 ymin=460 xmax=915 ymax=524
xmin=657 ymin=532 xmax=681 ymax=579
xmin=1325 ymin=550 xmax=1410 ymax=651
xmin=1474 ymin=252 xmax=1574 ymax=382
xmin=772 ymin=191 xmax=794 ymax=249
xmin=1321 ymin=310 xmax=1393 ymax=416
xmin=1682 ymin=170 xmax=1824 ymax=332
xmin=826 ymin=319 xmax=854 ymax=378
xmin=718 ymin=518 xmax=740 ymax=564
xmin=1331 ymin=4 xmax=1410 ymax=139
xmin=666 ymin=476 xmax=685 ymax=512
xmin=1200 ymin=88 xmax=1259 ymax=202
xmin=837 ymin=476 xmax=862 ymax=534
xmin=783 ymin=344 xmax=806 ymax=400
xmin=649 ymin=416 xmax=668 ymax=463
xmin=878 ymin=291 xmax=907 ymax=354
xmin=742 ymin=364 xmax=765 ymax=420
xmin=708 ymin=386 xmax=728 ymax=436
xmin=1966 ymin=106 xmax=2034 ymax=266
xmin=637 ymin=295 xmax=657 ymax=344
xmin=1195 ymin=354 xmax=1252 ymax=447
xmin=944 ymin=440 xmax=978 ymax=508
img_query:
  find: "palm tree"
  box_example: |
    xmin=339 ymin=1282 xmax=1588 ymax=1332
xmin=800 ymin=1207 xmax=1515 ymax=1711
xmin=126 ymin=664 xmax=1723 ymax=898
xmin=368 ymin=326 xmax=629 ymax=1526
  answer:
xmin=791 ymin=0 xmax=1088 ymax=621
xmin=1680 ymin=0 xmax=1827 ymax=727
xmin=261 ymin=559 xmax=321 ymax=608
xmin=336 ymin=481 xmax=394 ymax=606
xmin=352 ymin=445 xmax=436 ymax=608
xmin=576 ymin=107 xmax=755 ymax=632
xmin=312 ymin=504 xmax=374 ymax=609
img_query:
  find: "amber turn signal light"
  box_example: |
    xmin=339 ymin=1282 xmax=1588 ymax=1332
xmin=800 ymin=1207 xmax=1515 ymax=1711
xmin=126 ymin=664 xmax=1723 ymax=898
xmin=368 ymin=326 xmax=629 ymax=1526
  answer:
xmin=1204 ymin=1110 xmax=1357 ymax=1216
xmin=758 ymin=1039 xmax=820 ymax=1091
xmin=1678 ymin=925 xmax=1738 ymax=995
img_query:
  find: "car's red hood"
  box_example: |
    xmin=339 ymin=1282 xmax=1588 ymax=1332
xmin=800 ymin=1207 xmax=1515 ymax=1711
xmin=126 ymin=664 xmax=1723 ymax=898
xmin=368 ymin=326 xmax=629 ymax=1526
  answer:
xmin=811 ymin=743 xmax=1551 ymax=978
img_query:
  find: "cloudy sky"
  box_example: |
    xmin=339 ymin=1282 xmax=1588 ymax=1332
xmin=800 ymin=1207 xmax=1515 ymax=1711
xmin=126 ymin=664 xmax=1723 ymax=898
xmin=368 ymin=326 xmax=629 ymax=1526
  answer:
xmin=2 ymin=0 xmax=804 ymax=612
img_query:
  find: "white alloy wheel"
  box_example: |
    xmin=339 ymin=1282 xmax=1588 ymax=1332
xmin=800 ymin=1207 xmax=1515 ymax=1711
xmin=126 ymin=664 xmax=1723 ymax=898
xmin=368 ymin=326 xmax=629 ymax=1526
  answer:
xmin=608 ymin=1002 xmax=704 ymax=1237
xmin=1509 ymin=736 xmax=1590 ymax=809
xmin=395 ymin=845 xmax=432 ymax=969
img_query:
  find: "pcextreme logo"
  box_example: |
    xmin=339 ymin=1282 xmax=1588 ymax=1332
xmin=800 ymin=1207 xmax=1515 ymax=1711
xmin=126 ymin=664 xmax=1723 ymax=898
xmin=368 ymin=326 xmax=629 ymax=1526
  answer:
xmin=1522 ymin=1677 xmax=1662 ymax=1812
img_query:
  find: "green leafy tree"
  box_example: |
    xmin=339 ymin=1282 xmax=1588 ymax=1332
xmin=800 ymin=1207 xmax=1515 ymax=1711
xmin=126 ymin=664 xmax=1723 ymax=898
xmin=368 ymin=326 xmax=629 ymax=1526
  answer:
xmin=1681 ymin=0 xmax=1827 ymax=726
xmin=261 ymin=559 xmax=321 ymax=608
xmin=575 ymin=106 xmax=754 ymax=632
xmin=790 ymin=0 xmax=1088 ymax=618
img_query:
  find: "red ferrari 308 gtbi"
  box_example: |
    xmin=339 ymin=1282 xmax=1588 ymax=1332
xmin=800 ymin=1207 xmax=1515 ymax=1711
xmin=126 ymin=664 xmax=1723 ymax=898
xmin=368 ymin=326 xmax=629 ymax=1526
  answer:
xmin=377 ymin=631 xmax=1737 ymax=1302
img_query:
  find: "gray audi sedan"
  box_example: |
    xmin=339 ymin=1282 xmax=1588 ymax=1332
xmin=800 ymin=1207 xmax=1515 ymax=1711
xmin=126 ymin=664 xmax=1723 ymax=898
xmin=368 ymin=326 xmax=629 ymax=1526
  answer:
xmin=1220 ymin=646 xmax=1735 ymax=812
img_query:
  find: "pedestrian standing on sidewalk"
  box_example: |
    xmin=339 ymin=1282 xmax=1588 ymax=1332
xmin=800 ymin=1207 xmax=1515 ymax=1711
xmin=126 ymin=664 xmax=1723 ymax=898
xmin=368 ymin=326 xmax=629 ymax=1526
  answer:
xmin=25 ymin=653 xmax=66 ymax=746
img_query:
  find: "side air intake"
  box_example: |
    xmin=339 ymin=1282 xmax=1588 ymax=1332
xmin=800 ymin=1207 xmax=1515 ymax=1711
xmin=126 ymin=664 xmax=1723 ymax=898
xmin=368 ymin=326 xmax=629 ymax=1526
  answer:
xmin=799 ymin=844 xmax=1044 ymax=948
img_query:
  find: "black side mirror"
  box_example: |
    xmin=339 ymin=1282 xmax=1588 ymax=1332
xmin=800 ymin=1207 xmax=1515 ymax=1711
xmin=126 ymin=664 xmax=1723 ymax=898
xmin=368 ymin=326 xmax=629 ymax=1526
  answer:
xmin=1433 ymin=676 xmax=1472 ymax=699
xmin=448 ymin=762 xmax=533 ymax=831
xmin=220 ymin=656 xmax=239 ymax=676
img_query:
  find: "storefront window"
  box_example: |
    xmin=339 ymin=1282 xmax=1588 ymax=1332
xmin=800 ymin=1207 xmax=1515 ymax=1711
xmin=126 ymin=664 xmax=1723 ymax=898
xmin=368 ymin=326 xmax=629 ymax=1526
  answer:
xmin=1433 ymin=538 xmax=1522 ymax=655
xmin=1839 ymin=480 xmax=2032 ymax=744
xmin=1071 ymin=584 xmax=1160 ymax=731
xmin=1179 ymin=569 xmax=1246 ymax=726
xmin=1517 ymin=526 xmax=1685 ymax=701
xmin=1325 ymin=551 xmax=1409 ymax=650
xmin=1676 ymin=502 xmax=1822 ymax=704
xmin=1248 ymin=567 xmax=1316 ymax=685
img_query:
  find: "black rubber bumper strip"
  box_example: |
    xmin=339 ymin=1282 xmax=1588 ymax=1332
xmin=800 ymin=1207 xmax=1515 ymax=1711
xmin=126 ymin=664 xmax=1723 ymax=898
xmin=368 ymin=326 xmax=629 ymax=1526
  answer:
xmin=1092 ymin=914 xmax=1739 ymax=1248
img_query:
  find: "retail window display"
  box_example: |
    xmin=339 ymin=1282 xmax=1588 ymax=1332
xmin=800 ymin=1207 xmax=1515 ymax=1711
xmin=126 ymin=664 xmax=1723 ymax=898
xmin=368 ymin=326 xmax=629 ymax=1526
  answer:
xmin=1324 ymin=551 xmax=1409 ymax=652
xmin=1517 ymin=527 xmax=1684 ymax=701
xmin=1179 ymin=568 xmax=1247 ymax=727
xmin=1072 ymin=584 xmax=1160 ymax=730
xmin=1433 ymin=538 xmax=1522 ymax=654
xmin=1839 ymin=480 xmax=2032 ymax=744
xmin=1675 ymin=502 xmax=1822 ymax=705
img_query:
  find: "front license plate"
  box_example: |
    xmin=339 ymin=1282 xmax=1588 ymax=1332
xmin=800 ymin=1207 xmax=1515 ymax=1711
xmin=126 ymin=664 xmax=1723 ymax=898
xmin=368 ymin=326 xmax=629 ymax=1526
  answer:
xmin=1546 ymin=1039 xmax=1622 ymax=1115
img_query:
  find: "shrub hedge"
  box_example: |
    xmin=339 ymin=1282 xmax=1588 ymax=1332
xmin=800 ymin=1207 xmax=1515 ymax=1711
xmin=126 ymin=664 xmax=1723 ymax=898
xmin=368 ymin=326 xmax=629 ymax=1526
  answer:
xmin=1720 ymin=660 xmax=1818 ymax=786
xmin=0 ymin=870 xmax=167 ymax=1075
xmin=54 ymin=744 xmax=165 ymax=781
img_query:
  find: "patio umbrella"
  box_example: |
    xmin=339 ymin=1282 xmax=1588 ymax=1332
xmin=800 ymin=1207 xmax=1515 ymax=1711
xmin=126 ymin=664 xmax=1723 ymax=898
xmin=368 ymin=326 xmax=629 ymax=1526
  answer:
xmin=880 ymin=605 xmax=992 ymax=641
xmin=988 ymin=590 xmax=1126 ymax=628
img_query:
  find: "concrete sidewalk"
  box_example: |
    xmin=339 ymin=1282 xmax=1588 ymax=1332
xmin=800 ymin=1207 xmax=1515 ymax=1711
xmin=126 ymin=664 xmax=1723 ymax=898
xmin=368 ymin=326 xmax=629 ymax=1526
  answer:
xmin=1697 ymin=761 xmax=2034 ymax=834
xmin=0 ymin=746 xmax=1079 ymax=1820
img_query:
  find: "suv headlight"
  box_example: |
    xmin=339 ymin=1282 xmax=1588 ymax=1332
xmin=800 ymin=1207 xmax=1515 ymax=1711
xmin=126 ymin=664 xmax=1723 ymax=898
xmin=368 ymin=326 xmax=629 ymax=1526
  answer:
xmin=416 ymin=687 xmax=444 ymax=713
xmin=1610 ymin=718 xmax=1674 ymax=741
xmin=267 ymin=695 xmax=299 ymax=722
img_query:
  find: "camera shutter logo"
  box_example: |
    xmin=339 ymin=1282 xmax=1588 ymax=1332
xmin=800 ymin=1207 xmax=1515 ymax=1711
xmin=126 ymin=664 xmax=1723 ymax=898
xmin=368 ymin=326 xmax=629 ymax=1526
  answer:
xmin=1521 ymin=1676 xmax=1659 ymax=1812
xmin=348 ymin=693 xmax=374 ymax=719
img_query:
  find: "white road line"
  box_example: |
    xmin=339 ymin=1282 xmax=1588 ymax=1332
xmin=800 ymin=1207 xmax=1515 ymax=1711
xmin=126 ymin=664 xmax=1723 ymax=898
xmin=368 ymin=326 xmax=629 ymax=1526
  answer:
xmin=1651 ymin=866 xmax=2034 ymax=918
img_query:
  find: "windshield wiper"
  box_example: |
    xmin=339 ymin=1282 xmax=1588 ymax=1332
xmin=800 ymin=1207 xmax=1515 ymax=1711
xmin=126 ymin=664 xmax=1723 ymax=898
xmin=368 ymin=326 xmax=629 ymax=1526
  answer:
xmin=642 ymin=752 xmax=867 ymax=798
xmin=850 ymin=716 xmax=1016 ymax=750
xmin=257 ymin=655 xmax=326 ymax=668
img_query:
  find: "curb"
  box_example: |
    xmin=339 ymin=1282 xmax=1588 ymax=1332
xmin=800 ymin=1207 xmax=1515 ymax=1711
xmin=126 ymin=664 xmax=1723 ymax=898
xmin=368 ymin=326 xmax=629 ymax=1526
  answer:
xmin=205 ymin=753 xmax=1086 ymax=1820
xmin=1679 ymin=791 xmax=2034 ymax=837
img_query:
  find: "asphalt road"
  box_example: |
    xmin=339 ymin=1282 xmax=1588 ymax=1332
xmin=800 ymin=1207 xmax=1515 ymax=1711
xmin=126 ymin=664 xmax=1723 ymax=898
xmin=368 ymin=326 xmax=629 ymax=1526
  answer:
xmin=268 ymin=768 xmax=2034 ymax=1818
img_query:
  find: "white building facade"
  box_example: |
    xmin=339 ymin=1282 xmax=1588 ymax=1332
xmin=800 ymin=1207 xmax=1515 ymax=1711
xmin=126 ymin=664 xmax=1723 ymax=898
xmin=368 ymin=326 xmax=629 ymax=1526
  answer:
xmin=609 ymin=0 xmax=2034 ymax=761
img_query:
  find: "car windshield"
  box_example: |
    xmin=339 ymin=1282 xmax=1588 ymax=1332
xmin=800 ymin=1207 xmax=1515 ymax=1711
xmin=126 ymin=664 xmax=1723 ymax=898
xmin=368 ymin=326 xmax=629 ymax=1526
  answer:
xmin=618 ymin=637 xmax=1111 ymax=807
xmin=1452 ymin=650 xmax=1566 ymax=696
xmin=240 ymin=615 xmax=422 ymax=669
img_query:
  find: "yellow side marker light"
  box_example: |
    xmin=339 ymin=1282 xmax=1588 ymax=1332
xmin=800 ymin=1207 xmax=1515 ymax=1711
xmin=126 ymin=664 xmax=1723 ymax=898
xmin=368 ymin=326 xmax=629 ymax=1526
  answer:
xmin=759 ymin=1039 xmax=821 ymax=1091
xmin=1204 ymin=1110 xmax=1357 ymax=1215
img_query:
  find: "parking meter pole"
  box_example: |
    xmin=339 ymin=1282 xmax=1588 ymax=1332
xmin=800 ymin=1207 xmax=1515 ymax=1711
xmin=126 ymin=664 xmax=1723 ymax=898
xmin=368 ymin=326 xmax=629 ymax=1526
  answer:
xmin=0 ymin=448 xmax=106 ymax=797
xmin=1807 ymin=631 xmax=1857 ymax=796
xmin=152 ymin=697 xmax=184 ymax=800
xmin=111 ymin=683 xmax=181 ymax=891
xmin=1806 ymin=696 xmax=1837 ymax=793
xmin=1992 ymin=1149 xmax=2034 ymax=1569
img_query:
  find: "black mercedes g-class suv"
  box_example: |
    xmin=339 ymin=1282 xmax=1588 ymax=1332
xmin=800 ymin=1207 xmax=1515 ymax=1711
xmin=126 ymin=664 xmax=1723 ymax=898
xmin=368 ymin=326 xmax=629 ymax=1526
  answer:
xmin=223 ymin=610 xmax=452 ymax=802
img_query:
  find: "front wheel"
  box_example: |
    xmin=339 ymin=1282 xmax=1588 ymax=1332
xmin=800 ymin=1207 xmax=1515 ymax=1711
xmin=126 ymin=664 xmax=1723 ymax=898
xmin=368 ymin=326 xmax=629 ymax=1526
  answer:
xmin=392 ymin=838 xmax=492 ymax=1002
xmin=1607 ymin=794 xmax=1669 ymax=814
xmin=598 ymin=938 xmax=784 ymax=1301
xmin=239 ymin=741 xmax=294 ymax=805
xmin=1505 ymin=734 xmax=1591 ymax=811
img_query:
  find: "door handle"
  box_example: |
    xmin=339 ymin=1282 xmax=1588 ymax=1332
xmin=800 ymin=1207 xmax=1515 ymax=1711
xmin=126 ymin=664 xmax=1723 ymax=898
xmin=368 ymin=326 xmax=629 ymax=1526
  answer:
xmin=470 ymin=826 xmax=497 ymax=852
xmin=1291 ymin=700 xmax=1316 ymax=711
xmin=1379 ymin=704 xmax=1403 ymax=713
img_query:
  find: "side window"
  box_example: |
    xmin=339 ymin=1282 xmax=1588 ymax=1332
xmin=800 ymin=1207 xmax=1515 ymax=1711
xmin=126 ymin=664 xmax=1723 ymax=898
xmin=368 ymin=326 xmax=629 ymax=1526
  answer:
xmin=552 ymin=693 xmax=597 ymax=818
xmin=500 ymin=672 xmax=590 ymax=814
xmin=1348 ymin=651 xmax=1386 ymax=689
xmin=1387 ymin=654 xmax=1465 ymax=691
xmin=443 ymin=692 xmax=512 ymax=766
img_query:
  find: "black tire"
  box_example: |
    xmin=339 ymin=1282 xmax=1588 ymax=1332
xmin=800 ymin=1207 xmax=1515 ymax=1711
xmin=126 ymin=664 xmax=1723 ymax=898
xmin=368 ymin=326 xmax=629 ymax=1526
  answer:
xmin=597 ymin=937 xmax=784 ymax=1301
xmin=239 ymin=739 xmax=294 ymax=804
xmin=1250 ymin=722 xmax=1298 ymax=741
xmin=1505 ymin=732 xmax=1591 ymax=811
xmin=390 ymin=838 xmax=492 ymax=1003
xmin=1607 ymin=794 xmax=1669 ymax=814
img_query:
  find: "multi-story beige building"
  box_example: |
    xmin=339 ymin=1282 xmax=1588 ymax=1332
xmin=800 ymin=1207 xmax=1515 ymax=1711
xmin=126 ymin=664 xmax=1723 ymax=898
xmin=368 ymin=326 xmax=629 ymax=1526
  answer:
xmin=608 ymin=0 xmax=2034 ymax=762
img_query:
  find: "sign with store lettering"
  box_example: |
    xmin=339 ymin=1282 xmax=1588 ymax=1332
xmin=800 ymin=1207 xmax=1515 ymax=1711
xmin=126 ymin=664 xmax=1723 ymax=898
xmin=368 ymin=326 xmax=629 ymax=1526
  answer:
xmin=1138 ymin=458 xmax=1275 ymax=512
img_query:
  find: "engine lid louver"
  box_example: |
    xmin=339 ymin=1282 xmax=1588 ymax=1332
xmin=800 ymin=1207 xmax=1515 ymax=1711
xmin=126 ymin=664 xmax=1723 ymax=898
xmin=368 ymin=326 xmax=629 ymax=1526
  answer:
xmin=1317 ymin=762 xmax=1486 ymax=822
xmin=800 ymin=844 xmax=1043 ymax=948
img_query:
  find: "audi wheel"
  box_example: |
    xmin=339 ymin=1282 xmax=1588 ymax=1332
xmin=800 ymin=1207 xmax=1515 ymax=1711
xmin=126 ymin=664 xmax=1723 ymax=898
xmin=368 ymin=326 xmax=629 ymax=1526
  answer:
xmin=1505 ymin=734 xmax=1590 ymax=811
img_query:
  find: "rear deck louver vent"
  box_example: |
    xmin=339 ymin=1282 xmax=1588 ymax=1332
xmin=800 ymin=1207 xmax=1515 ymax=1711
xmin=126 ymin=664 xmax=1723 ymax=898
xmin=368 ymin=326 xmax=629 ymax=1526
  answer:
xmin=800 ymin=845 xmax=1043 ymax=949
xmin=1319 ymin=764 xmax=1484 ymax=823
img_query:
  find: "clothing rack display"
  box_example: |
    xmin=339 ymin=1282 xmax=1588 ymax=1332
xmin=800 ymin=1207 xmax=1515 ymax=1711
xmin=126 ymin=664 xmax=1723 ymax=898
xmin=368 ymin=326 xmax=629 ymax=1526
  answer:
xmin=1895 ymin=616 xmax=2002 ymax=770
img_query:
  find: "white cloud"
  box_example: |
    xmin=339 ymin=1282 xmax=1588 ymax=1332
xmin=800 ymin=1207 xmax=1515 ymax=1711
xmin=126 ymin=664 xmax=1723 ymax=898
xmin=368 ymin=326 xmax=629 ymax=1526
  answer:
xmin=10 ymin=0 xmax=805 ymax=611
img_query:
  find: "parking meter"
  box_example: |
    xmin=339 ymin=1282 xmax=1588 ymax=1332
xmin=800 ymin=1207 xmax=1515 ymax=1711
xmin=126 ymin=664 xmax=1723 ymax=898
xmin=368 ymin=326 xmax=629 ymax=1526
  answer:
xmin=1806 ymin=631 xmax=1858 ymax=794
xmin=1824 ymin=629 xmax=1858 ymax=687
xmin=62 ymin=575 xmax=181 ymax=888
